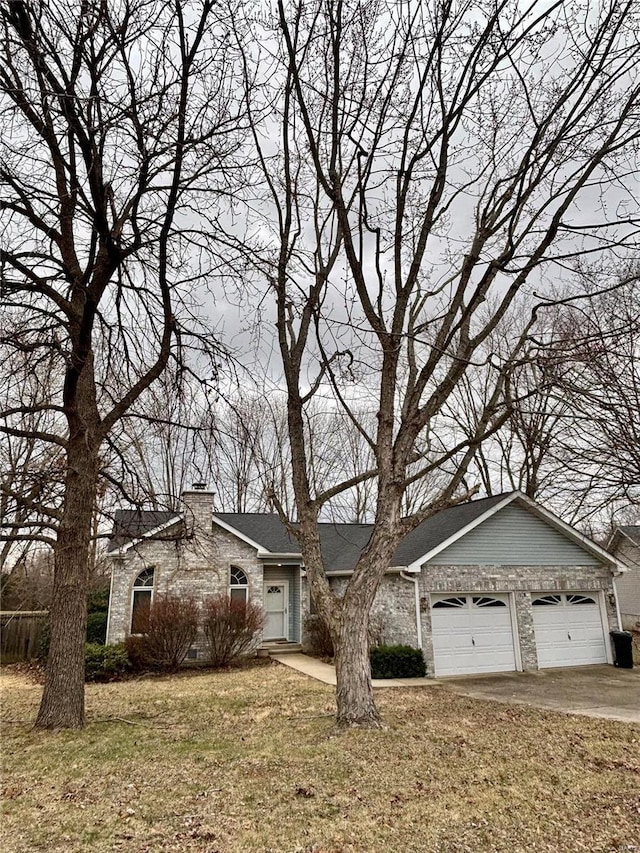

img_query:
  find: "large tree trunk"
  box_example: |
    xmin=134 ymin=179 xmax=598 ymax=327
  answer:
xmin=35 ymin=437 xmax=98 ymax=729
xmin=334 ymin=600 xmax=380 ymax=727
xmin=35 ymin=349 xmax=100 ymax=730
xmin=312 ymin=492 xmax=402 ymax=729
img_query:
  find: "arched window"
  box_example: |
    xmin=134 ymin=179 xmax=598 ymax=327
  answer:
xmin=131 ymin=567 xmax=154 ymax=634
xmin=229 ymin=566 xmax=248 ymax=604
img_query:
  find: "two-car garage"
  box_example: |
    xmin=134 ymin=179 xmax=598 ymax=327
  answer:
xmin=430 ymin=591 xmax=609 ymax=677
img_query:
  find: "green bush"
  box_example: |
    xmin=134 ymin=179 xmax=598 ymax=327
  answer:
xmin=370 ymin=644 xmax=426 ymax=679
xmin=84 ymin=643 xmax=130 ymax=682
xmin=37 ymin=618 xmax=51 ymax=663
xmin=87 ymin=588 xmax=109 ymax=614
xmin=86 ymin=611 xmax=108 ymax=644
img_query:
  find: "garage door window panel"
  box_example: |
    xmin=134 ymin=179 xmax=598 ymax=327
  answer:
xmin=472 ymin=596 xmax=506 ymax=607
xmin=533 ymin=595 xmax=562 ymax=606
xmin=567 ymin=594 xmax=596 ymax=605
xmin=432 ymin=597 xmax=467 ymax=608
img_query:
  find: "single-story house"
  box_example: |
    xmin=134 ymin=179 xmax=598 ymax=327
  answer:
xmin=105 ymin=488 xmax=628 ymax=677
xmin=608 ymin=526 xmax=640 ymax=630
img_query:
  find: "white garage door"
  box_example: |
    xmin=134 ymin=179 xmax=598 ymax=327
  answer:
xmin=532 ymin=593 xmax=607 ymax=668
xmin=431 ymin=594 xmax=517 ymax=677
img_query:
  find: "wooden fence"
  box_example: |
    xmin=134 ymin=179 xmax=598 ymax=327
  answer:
xmin=0 ymin=611 xmax=48 ymax=663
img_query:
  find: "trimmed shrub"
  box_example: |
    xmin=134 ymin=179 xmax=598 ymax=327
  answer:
xmin=370 ymin=644 xmax=426 ymax=679
xmin=303 ymin=614 xmax=334 ymax=658
xmin=84 ymin=643 xmax=130 ymax=682
xmin=128 ymin=595 xmax=199 ymax=672
xmin=202 ymin=594 xmax=266 ymax=667
xmin=124 ymin=634 xmax=151 ymax=672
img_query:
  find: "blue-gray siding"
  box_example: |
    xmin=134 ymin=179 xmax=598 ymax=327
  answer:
xmin=263 ymin=565 xmax=301 ymax=641
xmin=428 ymin=504 xmax=603 ymax=566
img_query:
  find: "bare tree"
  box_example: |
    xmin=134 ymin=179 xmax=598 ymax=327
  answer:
xmin=469 ymin=275 xmax=640 ymax=530
xmin=0 ymin=350 xmax=65 ymax=572
xmin=107 ymin=368 xmax=209 ymax=513
xmin=231 ymin=0 xmax=640 ymax=726
xmin=549 ymin=274 xmax=640 ymax=517
xmin=0 ymin=0 xmax=242 ymax=728
xmin=450 ymin=305 xmax=571 ymax=501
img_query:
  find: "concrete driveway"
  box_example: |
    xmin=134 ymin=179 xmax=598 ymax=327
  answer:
xmin=445 ymin=665 xmax=640 ymax=723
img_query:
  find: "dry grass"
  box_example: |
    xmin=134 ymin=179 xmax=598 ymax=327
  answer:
xmin=1 ymin=663 xmax=639 ymax=853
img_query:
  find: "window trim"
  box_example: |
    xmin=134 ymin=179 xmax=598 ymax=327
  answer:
xmin=229 ymin=565 xmax=249 ymax=604
xmin=130 ymin=566 xmax=155 ymax=635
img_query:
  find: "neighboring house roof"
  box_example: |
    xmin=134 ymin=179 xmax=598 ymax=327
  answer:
xmin=107 ymin=491 xmax=620 ymax=571
xmin=107 ymin=509 xmax=181 ymax=552
xmin=607 ymin=526 xmax=640 ymax=575
xmin=609 ymin=526 xmax=640 ymax=549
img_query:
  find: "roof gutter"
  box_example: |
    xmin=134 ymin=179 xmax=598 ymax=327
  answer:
xmin=400 ymin=571 xmax=422 ymax=650
xmin=258 ymin=552 xmax=303 ymax=561
xmin=313 ymin=566 xmax=417 ymax=578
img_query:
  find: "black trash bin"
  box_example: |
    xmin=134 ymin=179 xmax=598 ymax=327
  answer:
xmin=610 ymin=630 xmax=634 ymax=669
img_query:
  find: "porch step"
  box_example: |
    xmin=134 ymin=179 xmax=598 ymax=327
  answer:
xmin=259 ymin=642 xmax=303 ymax=656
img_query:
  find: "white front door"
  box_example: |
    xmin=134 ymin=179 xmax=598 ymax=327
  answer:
xmin=263 ymin=581 xmax=289 ymax=640
xmin=431 ymin=594 xmax=517 ymax=676
xmin=532 ymin=592 xmax=607 ymax=668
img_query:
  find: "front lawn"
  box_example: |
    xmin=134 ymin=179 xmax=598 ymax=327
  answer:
xmin=1 ymin=663 xmax=639 ymax=852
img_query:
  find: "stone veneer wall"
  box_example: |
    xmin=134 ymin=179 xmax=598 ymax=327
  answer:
xmin=417 ymin=564 xmax=617 ymax=676
xmin=300 ymin=574 xmax=419 ymax=651
xmin=106 ymin=492 xmax=264 ymax=658
xmin=300 ymin=564 xmax=617 ymax=677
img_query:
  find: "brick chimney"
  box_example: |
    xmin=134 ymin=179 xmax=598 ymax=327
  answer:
xmin=181 ymin=484 xmax=215 ymax=534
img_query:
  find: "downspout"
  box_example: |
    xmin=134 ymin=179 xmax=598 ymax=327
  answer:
xmin=400 ymin=571 xmax=422 ymax=650
xmin=612 ymin=573 xmax=623 ymax=630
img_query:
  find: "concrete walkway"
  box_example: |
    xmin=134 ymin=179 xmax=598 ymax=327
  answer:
xmin=270 ymin=653 xmax=436 ymax=688
xmin=271 ymin=655 xmax=640 ymax=722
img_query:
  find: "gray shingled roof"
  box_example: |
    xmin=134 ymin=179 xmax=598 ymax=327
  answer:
xmin=215 ymin=513 xmax=301 ymax=553
xmin=215 ymin=513 xmax=375 ymax=571
xmin=219 ymin=494 xmax=508 ymax=570
xmin=107 ymin=509 xmax=181 ymax=551
xmin=390 ymin=493 xmax=509 ymax=567
xmin=109 ymin=493 xmax=510 ymax=570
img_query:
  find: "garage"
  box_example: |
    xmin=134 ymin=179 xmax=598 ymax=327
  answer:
xmin=430 ymin=593 xmax=517 ymax=676
xmin=532 ymin=592 xmax=608 ymax=668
